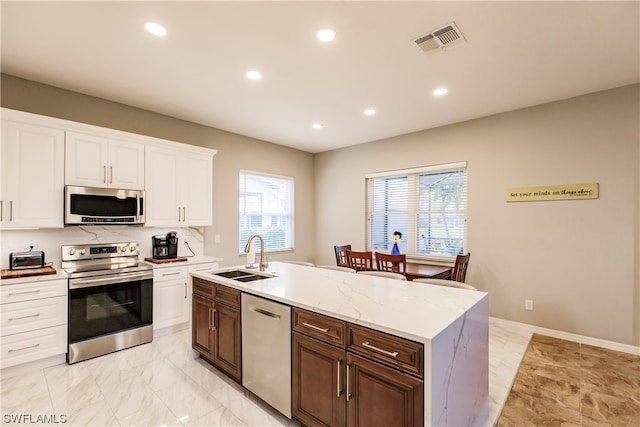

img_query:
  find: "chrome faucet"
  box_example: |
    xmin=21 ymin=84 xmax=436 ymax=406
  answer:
xmin=244 ymin=234 xmax=267 ymax=271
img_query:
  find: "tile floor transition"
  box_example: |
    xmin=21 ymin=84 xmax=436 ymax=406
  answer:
xmin=0 ymin=318 xmax=533 ymax=426
xmin=497 ymin=334 xmax=640 ymax=427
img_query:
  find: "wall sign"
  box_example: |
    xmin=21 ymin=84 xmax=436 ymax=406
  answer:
xmin=506 ymin=183 xmax=599 ymax=202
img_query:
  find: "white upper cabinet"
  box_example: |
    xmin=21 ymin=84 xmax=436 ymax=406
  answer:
xmin=65 ymin=131 xmax=144 ymax=190
xmin=1 ymin=120 xmax=65 ymax=228
xmin=145 ymin=146 xmax=213 ymax=227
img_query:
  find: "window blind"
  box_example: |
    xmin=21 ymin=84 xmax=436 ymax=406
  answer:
xmin=239 ymin=171 xmax=294 ymax=253
xmin=366 ymin=162 xmax=467 ymax=261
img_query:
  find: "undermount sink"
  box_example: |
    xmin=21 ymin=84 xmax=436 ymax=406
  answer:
xmin=212 ymin=269 xmax=275 ymax=283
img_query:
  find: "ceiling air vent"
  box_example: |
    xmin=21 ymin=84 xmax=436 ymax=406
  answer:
xmin=413 ymin=22 xmax=466 ymax=54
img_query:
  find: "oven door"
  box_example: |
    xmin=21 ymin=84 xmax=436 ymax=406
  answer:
xmin=68 ymin=271 xmax=152 ymax=362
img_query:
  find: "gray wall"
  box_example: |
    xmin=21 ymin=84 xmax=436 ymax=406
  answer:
xmin=314 ymin=84 xmax=639 ymax=346
xmin=3 ymin=73 xmax=638 ymax=346
xmin=1 ymin=74 xmax=316 ymax=266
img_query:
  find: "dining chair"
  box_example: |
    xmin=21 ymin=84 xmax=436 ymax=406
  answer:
xmin=334 ymin=244 xmax=352 ymax=267
xmin=358 ymin=271 xmax=407 ymax=281
xmin=451 ymin=252 xmax=471 ymax=283
xmin=413 ymin=278 xmax=477 ymax=290
xmin=345 ymin=250 xmax=373 ymax=272
xmin=374 ymin=252 xmax=407 ymax=276
xmin=316 ymin=265 xmax=357 ymax=273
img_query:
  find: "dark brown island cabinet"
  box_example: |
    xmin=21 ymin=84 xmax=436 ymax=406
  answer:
xmin=192 ymin=277 xmax=242 ymax=383
xmin=292 ymin=307 xmax=424 ymax=427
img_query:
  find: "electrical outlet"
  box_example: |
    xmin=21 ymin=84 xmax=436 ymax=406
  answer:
xmin=525 ymin=299 xmax=534 ymax=311
xmin=22 ymin=243 xmax=38 ymax=252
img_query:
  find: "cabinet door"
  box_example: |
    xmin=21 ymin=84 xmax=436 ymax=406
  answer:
xmin=153 ymin=278 xmax=189 ymax=330
xmin=144 ymin=146 xmax=181 ymax=226
xmin=1 ymin=121 xmax=64 ymax=228
xmin=293 ymin=332 xmax=347 ymax=427
xmin=65 ymin=131 xmax=109 ymax=188
xmin=213 ymin=303 xmax=241 ymax=382
xmin=180 ymin=153 xmax=212 ymax=226
xmin=347 ymin=353 xmax=423 ymax=427
xmin=108 ymin=139 xmax=145 ymax=190
xmin=192 ymin=294 xmax=214 ymax=358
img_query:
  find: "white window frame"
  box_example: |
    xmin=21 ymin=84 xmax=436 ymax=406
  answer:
xmin=365 ymin=161 xmax=467 ymax=263
xmin=239 ymin=170 xmax=295 ymax=254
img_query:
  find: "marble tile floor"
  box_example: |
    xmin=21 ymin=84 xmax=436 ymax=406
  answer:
xmin=1 ymin=318 xmax=531 ymax=427
xmin=497 ymin=334 xmax=640 ymax=427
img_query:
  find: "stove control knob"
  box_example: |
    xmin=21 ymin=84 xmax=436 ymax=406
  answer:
xmin=78 ymin=249 xmax=86 ymax=255
xmin=120 ymin=245 xmax=127 ymax=253
xmin=129 ymin=244 xmax=137 ymax=252
xmin=67 ymin=248 xmax=76 ymax=256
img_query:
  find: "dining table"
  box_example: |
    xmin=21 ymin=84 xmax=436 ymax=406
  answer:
xmin=405 ymin=262 xmax=452 ymax=281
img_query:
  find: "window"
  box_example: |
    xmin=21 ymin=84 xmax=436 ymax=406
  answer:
xmin=239 ymin=171 xmax=294 ymax=253
xmin=366 ymin=162 xmax=467 ymax=262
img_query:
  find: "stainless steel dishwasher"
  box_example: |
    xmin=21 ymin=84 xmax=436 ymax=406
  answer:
xmin=241 ymin=293 xmax=292 ymax=418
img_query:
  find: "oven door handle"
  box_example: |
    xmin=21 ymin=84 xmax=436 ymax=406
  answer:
xmin=69 ymin=272 xmax=153 ymax=289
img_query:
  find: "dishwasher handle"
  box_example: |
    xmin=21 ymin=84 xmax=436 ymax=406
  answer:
xmin=248 ymin=305 xmax=281 ymax=319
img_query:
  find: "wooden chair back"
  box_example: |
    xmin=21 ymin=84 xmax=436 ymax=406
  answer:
xmin=345 ymin=250 xmax=373 ymax=271
xmin=334 ymin=244 xmax=352 ymax=267
xmin=451 ymin=253 xmax=471 ymax=283
xmin=374 ymin=252 xmax=407 ymax=276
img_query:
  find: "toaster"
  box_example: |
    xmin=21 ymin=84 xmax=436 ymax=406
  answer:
xmin=9 ymin=251 xmax=45 ymax=270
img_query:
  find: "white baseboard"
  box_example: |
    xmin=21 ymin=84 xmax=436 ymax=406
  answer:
xmin=490 ymin=317 xmax=640 ymax=356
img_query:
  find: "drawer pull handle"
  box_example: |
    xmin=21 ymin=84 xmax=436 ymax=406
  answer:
xmin=302 ymin=322 xmax=330 ymax=333
xmin=8 ymin=343 xmax=40 ymax=353
xmin=8 ymin=290 xmax=41 ymax=296
xmin=362 ymin=341 xmax=399 ymax=358
xmin=162 ymin=271 xmax=181 ymax=277
xmin=8 ymin=313 xmax=41 ymax=321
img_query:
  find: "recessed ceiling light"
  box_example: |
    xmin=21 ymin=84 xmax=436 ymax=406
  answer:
xmin=433 ymin=88 xmax=448 ymax=96
xmin=363 ymin=109 xmax=376 ymax=116
xmin=246 ymin=70 xmax=263 ymax=80
xmin=145 ymin=22 xmax=167 ymax=37
xmin=316 ymin=29 xmax=336 ymax=42
xmin=312 ymin=123 xmax=323 ymax=129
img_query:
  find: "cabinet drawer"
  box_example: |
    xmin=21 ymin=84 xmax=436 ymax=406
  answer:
xmin=0 ymin=295 xmax=67 ymax=337
xmin=193 ymin=277 xmax=215 ymax=299
xmin=153 ymin=267 xmax=188 ymax=281
xmin=293 ymin=308 xmax=347 ymax=348
xmin=214 ymin=283 xmax=240 ymax=309
xmin=1 ymin=324 xmax=67 ymax=369
xmin=0 ymin=279 xmax=67 ymax=304
xmin=348 ymin=324 xmax=423 ymax=378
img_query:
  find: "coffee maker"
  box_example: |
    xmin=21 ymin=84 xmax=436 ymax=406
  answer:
xmin=152 ymin=231 xmax=178 ymax=259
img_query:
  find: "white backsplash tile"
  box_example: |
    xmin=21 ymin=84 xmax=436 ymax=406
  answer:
xmin=0 ymin=226 xmax=205 ymax=269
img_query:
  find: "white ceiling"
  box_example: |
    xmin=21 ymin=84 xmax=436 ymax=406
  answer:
xmin=2 ymin=1 xmax=639 ymax=153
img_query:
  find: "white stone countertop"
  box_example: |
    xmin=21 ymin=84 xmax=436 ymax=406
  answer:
xmin=142 ymin=255 xmax=222 ymax=269
xmin=191 ymin=261 xmax=488 ymax=344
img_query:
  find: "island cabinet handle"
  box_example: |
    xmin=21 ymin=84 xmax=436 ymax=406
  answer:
xmin=336 ymin=361 xmax=341 ymax=397
xmin=361 ymin=341 xmax=399 ymax=358
xmin=301 ymin=322 xmax=330 ymax=333
xmin=346 ymin=364 xmax=351 ymax=401
xmin=184 ymin=283 xmax=187 ymax=299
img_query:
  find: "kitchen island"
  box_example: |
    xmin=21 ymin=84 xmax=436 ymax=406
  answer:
xmin=191 ymin=262 xmax=488 ymax=427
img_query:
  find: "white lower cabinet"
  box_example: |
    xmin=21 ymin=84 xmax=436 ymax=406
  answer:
xmin=153 ymin=266 xmax=189 ymax=330
xmin=152 ymin=261 xmax=219 ymax=331
xmin=0 ymin=278 xmax=68 ymax=369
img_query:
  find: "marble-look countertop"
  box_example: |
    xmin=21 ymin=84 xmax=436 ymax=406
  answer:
xmin=191 ymin=261 xmax=487 ymax=344
xmin=0 ymin=265 xmax=68 ymax=286
xmin=142 ymin=256 xmax=222 ymax=269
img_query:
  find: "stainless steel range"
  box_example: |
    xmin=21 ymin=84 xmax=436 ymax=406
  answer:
xmin=62 ymin=242 xmax=153 ymax=364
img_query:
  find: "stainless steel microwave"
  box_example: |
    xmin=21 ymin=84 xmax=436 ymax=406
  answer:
xmin=65 ymin=186 xmax=145 ymax=225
